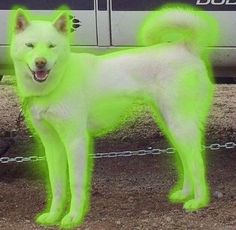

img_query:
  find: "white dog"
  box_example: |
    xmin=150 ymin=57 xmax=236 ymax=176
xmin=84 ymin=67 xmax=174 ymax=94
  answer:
xmin=10 ymin=5 xmax=218 ymax=229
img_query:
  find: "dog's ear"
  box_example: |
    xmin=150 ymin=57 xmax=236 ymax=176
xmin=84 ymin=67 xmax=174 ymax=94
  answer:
xmin=53 ymin=12 xmax=69 ymax=34
xmin=15 ymin=8 xmax=29 ymax=33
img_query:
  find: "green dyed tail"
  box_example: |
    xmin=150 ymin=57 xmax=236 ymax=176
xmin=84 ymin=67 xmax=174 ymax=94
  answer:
xmin=138 ymin=4 xmax=219 ymax=53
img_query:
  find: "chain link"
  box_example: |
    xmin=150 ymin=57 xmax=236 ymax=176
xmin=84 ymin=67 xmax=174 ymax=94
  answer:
xmin=0 ymin=141 xmax=235 ymax=164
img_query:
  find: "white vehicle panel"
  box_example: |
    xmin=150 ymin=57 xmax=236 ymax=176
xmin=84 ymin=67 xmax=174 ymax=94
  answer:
xmin=110 ymin=11 xmax=236 ymax=47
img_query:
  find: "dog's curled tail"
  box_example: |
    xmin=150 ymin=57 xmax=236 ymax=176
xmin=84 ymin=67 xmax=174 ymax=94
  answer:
xmin=138 ymin=4 xmax=219 ymax=53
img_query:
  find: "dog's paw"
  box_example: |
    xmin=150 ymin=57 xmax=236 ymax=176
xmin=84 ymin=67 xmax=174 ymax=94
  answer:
xmin=60 ymin=211 xmax=84 ymax=229
xmin=183 ymin=198 xmax=208 ymax=211
xmin=35 ymin=211 xmax=61 ymax=226
xmin=169 ymin=190 xmax=192 ymax=203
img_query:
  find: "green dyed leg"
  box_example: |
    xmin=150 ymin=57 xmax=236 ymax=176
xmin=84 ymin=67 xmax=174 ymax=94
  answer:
xmin=167 ymin=123 xmax=209 ymax=211
xmin=31 ymin=120 xmax=68 ymax=226
xmin=150 ymin=105 xmax=194 ymax=203
xmin=60 ymin=132 xmax=92 ymax=229
xmin=150 ymin=68 xmax=212 ymax=210
xmin=169 ymin=154 xmax=194 ymax=203
xmin=183 ymin=144 xmax=209 ymax=211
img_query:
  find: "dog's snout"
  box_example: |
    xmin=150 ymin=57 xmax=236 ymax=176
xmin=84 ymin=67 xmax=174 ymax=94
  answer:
xmin=35 ymin=57 xmax=47 ymax=69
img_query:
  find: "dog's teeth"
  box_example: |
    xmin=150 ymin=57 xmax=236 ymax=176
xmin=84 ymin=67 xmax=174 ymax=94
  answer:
xmin=33 ymin=70 xmax=49 ymax=82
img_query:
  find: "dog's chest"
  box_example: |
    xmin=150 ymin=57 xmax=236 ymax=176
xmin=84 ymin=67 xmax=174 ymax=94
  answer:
xmin=28 ymin=101 xmax=73 ymax=122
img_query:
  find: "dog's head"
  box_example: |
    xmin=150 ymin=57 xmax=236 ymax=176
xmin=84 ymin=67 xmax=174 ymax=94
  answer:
xmin=10 ymin=9 xmax=71 ymax=96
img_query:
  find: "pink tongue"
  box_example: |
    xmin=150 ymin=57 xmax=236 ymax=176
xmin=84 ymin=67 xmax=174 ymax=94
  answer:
xmin=35 ymin=71 xmax=47 ymax=79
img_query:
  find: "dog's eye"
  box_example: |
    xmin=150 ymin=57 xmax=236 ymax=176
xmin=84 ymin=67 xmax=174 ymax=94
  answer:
xmin=48 ymin=43 xmax=56 ymax=48
xmin=25 ymin=43 xmax=34 ymax=48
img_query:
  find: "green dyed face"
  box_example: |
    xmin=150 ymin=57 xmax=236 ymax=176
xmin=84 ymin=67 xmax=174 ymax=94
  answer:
xmin=10 ymin=9 xmax=71 ymax=96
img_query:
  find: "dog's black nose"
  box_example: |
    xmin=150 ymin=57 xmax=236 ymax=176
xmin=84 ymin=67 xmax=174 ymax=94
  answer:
xmin=35 ymin=57 xmax=47 ymax=69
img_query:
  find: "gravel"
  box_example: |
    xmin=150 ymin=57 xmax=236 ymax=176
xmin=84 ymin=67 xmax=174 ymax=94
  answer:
xmin=0 ymin=76 xmax=235 ymax=230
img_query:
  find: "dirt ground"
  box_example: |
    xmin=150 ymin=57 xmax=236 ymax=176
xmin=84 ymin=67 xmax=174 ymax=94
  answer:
xmin=0 ymin=76 xmax=235 ymax=230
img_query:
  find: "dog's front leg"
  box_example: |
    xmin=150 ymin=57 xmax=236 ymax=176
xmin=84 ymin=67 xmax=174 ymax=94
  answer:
xmin=28 ymin=114 xmax=68 ymax=226
xmin=60 ymin=131 xmax=93 ymax=229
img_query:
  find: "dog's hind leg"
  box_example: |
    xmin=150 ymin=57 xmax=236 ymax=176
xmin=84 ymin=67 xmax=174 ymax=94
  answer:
xmin=150 ymin=66 xmax=213 ymax=211
xmin=168 ymin=123 xmax=209 ymax=211
xmin=153 ymin=107 xmax=209 ymax=210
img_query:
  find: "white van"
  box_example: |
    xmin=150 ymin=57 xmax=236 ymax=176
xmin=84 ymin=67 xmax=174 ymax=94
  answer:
xmin=0 ymin=0 xmax=236 ymax=79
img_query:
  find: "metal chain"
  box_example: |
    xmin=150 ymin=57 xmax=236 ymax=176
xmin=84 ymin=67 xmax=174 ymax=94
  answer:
xmin=0 ymin=155 xmax=45 ymax=164
xmin=0 ymin=141 xmax=235 ymax=164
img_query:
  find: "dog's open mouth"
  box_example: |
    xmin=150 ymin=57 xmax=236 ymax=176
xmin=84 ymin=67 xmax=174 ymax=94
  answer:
xmin=28 ymin=66 xmax=50 ymax=83
xmin=33 ymin=70 xmax=50 ymax=82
